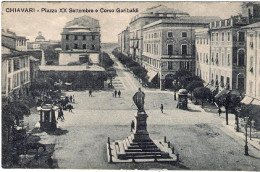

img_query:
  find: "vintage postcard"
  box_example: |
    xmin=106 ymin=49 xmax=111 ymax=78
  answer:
xmin=1 ymin=1 xmax=260 ymax=170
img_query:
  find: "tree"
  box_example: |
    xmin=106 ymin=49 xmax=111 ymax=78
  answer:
xmin=186 ymin=81 xmax=204 ymax=101
xmin=31 ymin=78 xmax=53 ymax=100
xmin=194 ymin=87 xmax=211 ymax=107
xmin=106 ymin=67 xmax=117 ymax=86
xmin=99 ymin=52 xmax=114 ymax=69
xmin=172 ymin=81 xmax=181 ymax=101
xmin=240 ymin=104 xmax=260 ymax=131
xmin=215 ymin=91 xmax=241 ymax=125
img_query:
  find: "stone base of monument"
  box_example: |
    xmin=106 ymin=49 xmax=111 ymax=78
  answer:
xmin=106 ymin=112 xmax=177 ymax=163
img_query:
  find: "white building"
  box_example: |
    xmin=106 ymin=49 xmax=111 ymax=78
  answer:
xmin=242 ymin=22 xmax=260 ymax=105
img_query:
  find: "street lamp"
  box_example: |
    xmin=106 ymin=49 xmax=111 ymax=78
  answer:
xmin=244 ymin=116 xmax=249 ymax=156
xmin=235 ymin=106 xmax=241 ymax=132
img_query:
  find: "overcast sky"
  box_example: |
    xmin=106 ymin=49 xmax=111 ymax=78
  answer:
xmin=2 ymin=1 xmax=243 ymax=43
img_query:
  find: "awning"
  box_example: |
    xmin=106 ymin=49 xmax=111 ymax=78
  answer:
xmin=241 ymin=96 xmax=254 ymax=105
xmin=65 ymin=82 xmax=72 ymax=86
xmin=251 ymin=99 xmax=260 ymax=106
xmin=215 ymin=88 xmax=229 ymax=99
xmin=147 ymin=70 xmax=158 ymax=82
xmin=206 ymin=84 xmax=217 ymax=92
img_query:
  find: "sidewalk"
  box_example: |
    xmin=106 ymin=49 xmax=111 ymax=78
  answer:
xmin=188 ymin=100 xmax=260 ymax=152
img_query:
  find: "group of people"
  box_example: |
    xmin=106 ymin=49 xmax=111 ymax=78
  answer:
xmin=113 ymin=90 xmax=121 ymax=98
xmin=56 ymin=95 xmax=75 ymax=121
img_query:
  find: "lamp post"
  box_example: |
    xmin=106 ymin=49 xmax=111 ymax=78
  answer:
xmin=235 ymin=106 xmax=241 ymax=132
xmin=244 ymin=116 xmax=249 ymax=156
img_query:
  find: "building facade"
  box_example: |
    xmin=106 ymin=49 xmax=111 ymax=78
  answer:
xmin=242 ymin=22 xmax=260 ymax=104
xmin=59 ymin=15 xmax=101 ymax=65
xmin=142 ymin=17 xmax=219 ymax=90
xmin=195 ymin=28 xmax=211 ymax=83
xmin=2 ymin=29 xmax=27 ymax=51
xmin=2 ymin=52 xmax=30 ymax=102
xmin=128 ymin=5 xmax=189 ymax=63
xmin=118 ymin=27 xmax=130 ymax=55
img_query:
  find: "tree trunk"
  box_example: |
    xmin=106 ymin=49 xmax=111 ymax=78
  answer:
xmin=195 ymin=98 xmax=198 ymax=105
xmin=174 ymin=92 xmax=177 ymax=101
xmin=190 ymin=92 xmax=193 ymax=101
xmin=201 ymin=99 xmax=204 ymax=107
xmin=225 ymin=107 xmax=229 ymax=125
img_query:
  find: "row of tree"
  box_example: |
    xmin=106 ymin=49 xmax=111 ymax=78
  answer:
xmin=99 ymin=52 xmax=117 ymax=86
xmin=112 ymin=48 xmax=148 ymax=84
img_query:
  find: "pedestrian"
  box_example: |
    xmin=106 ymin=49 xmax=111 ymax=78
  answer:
xmin=70 ymin=95 xmax=73 ymax=103
xmin=89 ymin=89 xmax=92 ymax=97
xmin=114 ymin=90 xmax=117 ymax=98
xmin=73 ymin=95 xmax=75 ymax=103
xmin=160 ymin=104 xmax=164 ymax=113
xmin=218 ymin=108 xmax=222 ymax=116
xmin=67 ymin=104 xmax=73 ymax=112
xmin=118 ymin=90 xmax=121 ymax=98
xmin=65 ymin=96 xmax=69 ymax=105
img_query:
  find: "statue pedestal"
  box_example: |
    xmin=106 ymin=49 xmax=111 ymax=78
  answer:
xmin=132 ymin=111 xmax=150 ymax=141
xmin=107 ymin=111 xmax=177 ymax=163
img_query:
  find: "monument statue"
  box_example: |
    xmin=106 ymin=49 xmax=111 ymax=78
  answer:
xmin=133 ymin=88 xmax=145 ymax=112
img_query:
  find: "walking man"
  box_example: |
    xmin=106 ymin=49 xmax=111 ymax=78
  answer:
xmin=114 ymin=90 xmax=117 ymax=98
xmin=118 ymin=90 xmax=121 ymax=98
xmin=89 ymin=89 xmax=92 ymax=97
xmin=67 ymin=104 xmax=73 ymax=113
xmin=160 ymin=104 xmax=164 ymax=113
xmin=218 ymin=108 xmax=222 ymax=116
xmin=69 ymin=95 xmax=73 ymax=103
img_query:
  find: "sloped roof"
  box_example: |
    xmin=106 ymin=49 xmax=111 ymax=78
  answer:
xmin=2 ymin=31 xmax=26 ymax=39
xmin=242 ymin=22 xmax=260 ymax=29
xmin=144 ymin=5 xmax=189 ymax=15
xmin=65 ymin=15 xmax=100 ymax=29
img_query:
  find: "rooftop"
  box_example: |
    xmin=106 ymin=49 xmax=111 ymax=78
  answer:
xmin=2 ymin=29 xmax=27 ymax=40
xmin=39 ymin=65 xmax=105 ymax=72
xmin=65 ymin=15 xmax=100 ymax=29
xmin=242 ymin=22 xmax=260 ymax=29
xmin=143 ymin=16 xmax=220 ymax=29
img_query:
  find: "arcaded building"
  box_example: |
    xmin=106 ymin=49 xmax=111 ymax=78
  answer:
xmin=59 ymin=15 xmax=101 ymax=65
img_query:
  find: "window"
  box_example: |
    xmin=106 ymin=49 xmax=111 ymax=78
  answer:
xmin=222 ymin=32 xmax=225 ymax=41
xmin=238 ymin=74 xmax=245 ymax=90
xmin=216 ymin=53 xmax=219 ymax=65
xmin=216 ymin=33 xmax=219 ymax=41
xmin=74 ymin=44 xmax=78 ymax=49
xmin=227 ymin=52 xmax=230 ymax=65
xmin=181 ymin=44 xmax=187 ymax=55
xmin=200 ymin=38 xmax=202 ymax=44
xmin=66 ymin=35 xmax=69 ymax=40
xmin=8 ymin=78 xmax=11 ymax=93
xmin=203 ymin=39 xmax=205 ymax=44
xmin=91 ymin=45 xmax=95 ymax=50
xmin=226 ymin=77 xmax=230 ymax=89
xmin=13 ymin=59 xmax=20 ymax=71
xmin=249 ymin=34 xmax=253 ymax=48
xmin=182 ymin=32 xmax=187 ymax=38
xmin=8 ymin=60 xmax=11 ymax=73
xmin=168 ymin=44 xmax=173 ymax=55
xmin=207 ymin=38 xmax=209 ymax=45
xmin=92 ymin=35 xmax=95 ymax=40
xmin=227 ymin=32 xmax=230 ymax=41
xmin=83 ymin=44 xmax=86 ymax=49
xmin=74 ymin=35 xmax=78 ymax=40
xmin=196 ymin=39 xmax=199 ymax=44
xmin=238 ymin=32 xmax=245 ymax=42
xmin=83 ymin=35 xmax=86 ymax=40
xmin=168 ymin=32 xmax=173 ymax=38
xmin=168 ymin=62 xmax=173 ymax=70
xmin=66 ymin=44 xmax=69 ymax=50
xmin=238 ymin=50 xmax=245 ymax=66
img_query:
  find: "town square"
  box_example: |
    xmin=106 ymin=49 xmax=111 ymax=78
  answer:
xmin=1 ymin=1 xmax=260 ymax=170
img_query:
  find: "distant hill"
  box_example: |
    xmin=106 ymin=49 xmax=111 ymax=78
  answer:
xmin=101 ymin=43 xmax=118 ymax=52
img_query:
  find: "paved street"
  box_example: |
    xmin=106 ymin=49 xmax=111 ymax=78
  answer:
xmin=25 ymin=51 xmax=260 ymax=170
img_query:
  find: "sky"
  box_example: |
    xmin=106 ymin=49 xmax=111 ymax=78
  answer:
xmin=2 ymin=1 xmax=243 ymax=43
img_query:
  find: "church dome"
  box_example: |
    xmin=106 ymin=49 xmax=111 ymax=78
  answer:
xmin=35 ymin=32 xmax=45 ymax=42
